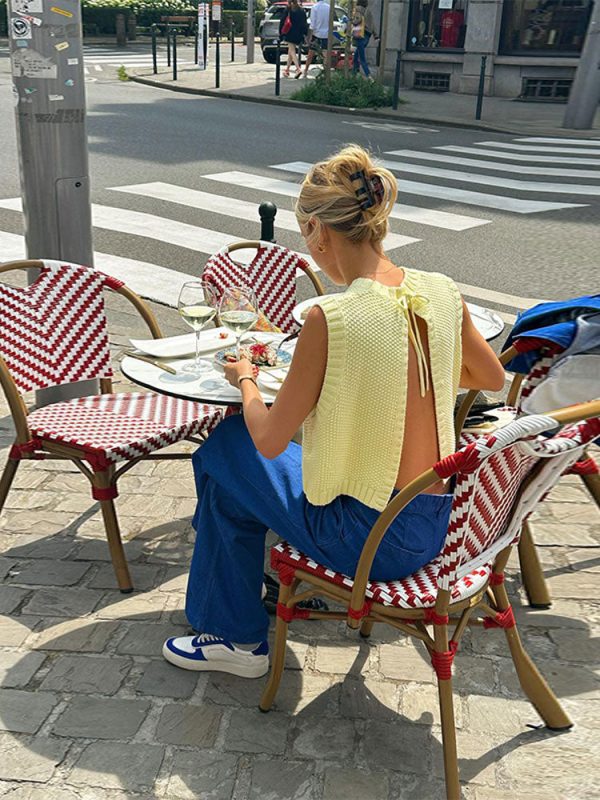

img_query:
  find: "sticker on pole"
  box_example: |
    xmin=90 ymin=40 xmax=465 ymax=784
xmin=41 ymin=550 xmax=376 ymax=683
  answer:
xmin=11 ymin=48 xmax=58 ymax=79
xmin=212 ymin=0 xmax=222 ymax=22
xmin=11 ymin=16 xmax=32 ymax=39
xmin=11 ymin=0 xmax=43 ymax=13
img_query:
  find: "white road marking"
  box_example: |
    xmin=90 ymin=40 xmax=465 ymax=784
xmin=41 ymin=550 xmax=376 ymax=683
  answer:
xmin=204 ymin=170 xmax=490 ymax=230
xmin=376 ymin=158 xmax=600 ymax=197
xmin=514 ymin=137 xmax=600 ymax=146
xmin=0 ymin=198 xmax=321 ymax=276
xmin=454 ymin=280 xmax=543 ymax=311
xmin=476 ymin=141 xmax=600 ymax=156
xmin=434 ymin=145 xmax=600 ymax=166
xmin=94 ymin=64 xmax=102 ymax=72
xmin=385 ymin=149 xmax=600 ymax=180
xmin=111 ymin=181 xmax=419 ymax=251
xmin=270 ymin=162 xmax=586 ymax=213
xmin=342 ymin=120 xmax=440 ymax=134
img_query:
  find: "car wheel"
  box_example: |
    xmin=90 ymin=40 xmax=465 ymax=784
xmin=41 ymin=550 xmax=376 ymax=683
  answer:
xmin=262 ymin=48 xmax=277 ymax=64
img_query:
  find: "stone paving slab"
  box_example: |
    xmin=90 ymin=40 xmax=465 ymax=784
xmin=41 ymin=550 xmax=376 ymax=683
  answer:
xmin=0 ymin=287 xmax=598 ymax=798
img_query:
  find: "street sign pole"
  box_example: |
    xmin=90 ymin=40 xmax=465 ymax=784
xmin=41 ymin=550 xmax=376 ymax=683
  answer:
xmin=246 ymin=0 xmax=255 ymax=63
xmin=9 ymin=0 xmax=96 ymax=406
xmin=563 ymin=0 xmax=600 ymax=130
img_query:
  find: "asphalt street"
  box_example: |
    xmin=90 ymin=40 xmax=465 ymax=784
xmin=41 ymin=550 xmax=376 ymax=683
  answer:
xmin=1 ymin=45 xmax=599 ymax=335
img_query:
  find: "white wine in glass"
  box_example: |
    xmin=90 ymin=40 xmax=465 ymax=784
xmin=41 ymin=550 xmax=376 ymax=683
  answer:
xmin=178 ymin=281 xmax=218 ymax=373
xmin=219 ymin=286 xmax=259 ymax=360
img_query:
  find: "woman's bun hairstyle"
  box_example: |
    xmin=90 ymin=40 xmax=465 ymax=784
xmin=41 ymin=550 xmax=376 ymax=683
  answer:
xmin=295 ymin=145 xmax=397 ymax=247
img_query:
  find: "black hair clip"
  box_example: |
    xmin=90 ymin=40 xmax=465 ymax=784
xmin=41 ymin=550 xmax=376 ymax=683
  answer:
xmin=350 ymin=169 xmax=385 ymax=210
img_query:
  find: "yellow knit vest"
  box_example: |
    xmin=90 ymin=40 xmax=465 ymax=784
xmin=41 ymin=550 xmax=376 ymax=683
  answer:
xmin=302 ymin=268 xmax=463 ymax=511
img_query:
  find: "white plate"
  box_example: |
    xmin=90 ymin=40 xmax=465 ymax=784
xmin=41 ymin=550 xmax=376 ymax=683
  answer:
xmin=258 ymin=369 xmax=287 ymax=393
xmin=292 ymin=295 xmax=336 ymax=326
xmin=130 ymin=327 xmax=234 ymax=358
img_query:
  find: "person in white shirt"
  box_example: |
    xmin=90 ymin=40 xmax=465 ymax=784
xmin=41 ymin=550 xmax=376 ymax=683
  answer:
xmin=301 ymin=0 xmax=331 ymax=78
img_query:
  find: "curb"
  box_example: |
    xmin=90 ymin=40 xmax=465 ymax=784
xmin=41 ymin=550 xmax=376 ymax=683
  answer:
xmin=127 ymin=71 xmax=600 ymax=138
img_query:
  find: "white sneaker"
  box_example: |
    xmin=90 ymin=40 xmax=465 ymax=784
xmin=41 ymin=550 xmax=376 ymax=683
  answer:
xmin=162 ymin=633 xmax=269 ymax=678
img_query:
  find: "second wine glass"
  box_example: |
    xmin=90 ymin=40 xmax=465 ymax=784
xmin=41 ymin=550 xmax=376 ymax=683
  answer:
xmin=219 ymin=286 xmax=259 ymax=361
xmin=177 ymin=281 xmax=219 ymax=374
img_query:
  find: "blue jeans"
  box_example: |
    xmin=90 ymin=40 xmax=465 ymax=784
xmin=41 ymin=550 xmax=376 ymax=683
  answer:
xmin=185 ymin=415 xmax=451 ymax=643
xmin=353 ymin=33 xmax=371 ymax=76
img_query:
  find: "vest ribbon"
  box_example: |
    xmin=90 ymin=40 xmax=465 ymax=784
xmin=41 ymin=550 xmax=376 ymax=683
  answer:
xmin=398 ymin=292 xmax=430 ymax=398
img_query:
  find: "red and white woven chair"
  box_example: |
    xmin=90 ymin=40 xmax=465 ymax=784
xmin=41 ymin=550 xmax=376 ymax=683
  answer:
xmin=202 ymin=241 xmax=324 ymax=335
xmin=260 ymin=401 xmax=600 ymax=799
xmin=456 ymin=340 xmax=600 ymax=608
xmin=0 ymin=260 xmax=223 ymax=593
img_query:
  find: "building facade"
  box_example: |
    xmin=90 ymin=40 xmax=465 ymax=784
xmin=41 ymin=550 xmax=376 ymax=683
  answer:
xmin=373 ymin=0 xmax=592 ymax=98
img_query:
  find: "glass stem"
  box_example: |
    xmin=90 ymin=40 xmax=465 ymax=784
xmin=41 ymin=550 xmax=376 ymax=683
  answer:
xmin=195 ymin=329 xmax=201 ymax=369
xmin=236 ymin=334 xmax=241 ymax=361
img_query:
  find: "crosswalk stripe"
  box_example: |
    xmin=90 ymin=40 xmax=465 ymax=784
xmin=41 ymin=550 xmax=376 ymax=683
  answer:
xmin=94 ymin=65 xmax=102 ymax=72
xmin=111 ymin=181 xmax=420 ymax=252
xmin=385 ymin=149 xmax=600 ymax=180
xmin=376 ymin=158 xmax=600 ymax=197
xmin=433 ymin=145 xmax=600 ymax=167
xmin=515 ymin=137 xmax=600 ymax=146
xmin=0 ymin=197 xmax=322 ymax=276
xmin=476 ymin=141 xmax=600 ymax=156
xmin=453 ymin=280 xmax=542 ymax=311
xmin=270 ymin=162 xmax=586 ymax=214
xmin=203 ymin=170 xmax=490 ymax=230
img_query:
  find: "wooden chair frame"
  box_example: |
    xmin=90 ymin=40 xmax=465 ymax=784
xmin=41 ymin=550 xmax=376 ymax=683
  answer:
xmin=455 ymin=346 xmax=600 ymax=608
xmin=0 ymin=260 xmax=210 ymax=593
xmin=260 ymin=400 xmax=600 ymax=800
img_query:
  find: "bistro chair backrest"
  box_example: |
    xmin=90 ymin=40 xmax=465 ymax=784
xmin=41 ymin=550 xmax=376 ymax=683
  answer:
xmin=202 ymin=242 xmax=319 ymax=334
xmin=435 ymin=412 xmax=600 ymax=592
xmin=0 ymin=260 xmax=117 ymax=395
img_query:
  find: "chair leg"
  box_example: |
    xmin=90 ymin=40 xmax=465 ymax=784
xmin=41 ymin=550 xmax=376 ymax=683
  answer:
xmin=437 ymin=675 xmax=461 ymax=800
xmin=99 ymin=497 xmax=133 ymax=594
xmin=360 ymin=619 xmax=374 ymax=638
xmin=581 ymin=470 xmax=600 ymax=510
xmin=493 ymin=583 xmax=571 ymax=731
xmin=0 ymin=457 xmax=19 ymax=513
xmin=259 ymin=579 xmax=294 ymax=712
xmin=518 ymin=521 xmax=551 ymax=609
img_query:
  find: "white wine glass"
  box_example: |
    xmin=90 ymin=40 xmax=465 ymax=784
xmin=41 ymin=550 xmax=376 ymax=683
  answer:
xmin=219 ymin=286 xmax=259 ymax=361
xmin=177 ymin=281 xmax=219 ymax=374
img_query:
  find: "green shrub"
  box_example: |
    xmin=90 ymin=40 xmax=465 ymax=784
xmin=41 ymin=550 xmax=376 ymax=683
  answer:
xmin=291 ymin=71 xmax=396 ymax=109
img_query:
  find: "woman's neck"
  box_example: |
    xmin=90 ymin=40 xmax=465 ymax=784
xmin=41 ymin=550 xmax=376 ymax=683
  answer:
xmin=329 ymin=238 xmax=405 ymax=287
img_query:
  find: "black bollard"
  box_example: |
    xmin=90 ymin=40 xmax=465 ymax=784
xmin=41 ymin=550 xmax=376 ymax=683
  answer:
xmin=166 ymin=24 xmax=171 ymax=67
xmin=392 ymin=49 xmax=402 ymax=111
xmin=216 ymin=28 xmax=221 ymax=88
xmin=275 ymin=38 xmax=281 ymax=97
xmin=475 ymin=54 xmax=487 ymax=121
xmin=231 ymin=22 xmax=235 ymax=61
xmin=259 ymin=201 xmax=277 ymax=242
xmin=151 ymin=24 xmax=158 ymax=74
xmin=172 ymin=29 xmax=178 ymax=80
xmin=194 ymin=24 xmax=199 ymax=64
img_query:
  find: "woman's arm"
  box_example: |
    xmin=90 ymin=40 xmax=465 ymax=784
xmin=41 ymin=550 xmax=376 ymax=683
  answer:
xmin=460 ymin=299 xmax=505 ymax=391
xmin=223 ymin=305 xmax=328 ymax=459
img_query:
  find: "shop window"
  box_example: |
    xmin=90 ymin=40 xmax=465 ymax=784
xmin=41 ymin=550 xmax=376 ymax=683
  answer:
xmin=407 ymin=0 xmax=468 ymax=50
xmin=500 ymin=0 xmax=591 ymax=54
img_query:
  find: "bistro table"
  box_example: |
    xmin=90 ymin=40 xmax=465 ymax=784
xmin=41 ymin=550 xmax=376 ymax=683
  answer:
xmin=120 ymin=301 xmax=505 ymax=405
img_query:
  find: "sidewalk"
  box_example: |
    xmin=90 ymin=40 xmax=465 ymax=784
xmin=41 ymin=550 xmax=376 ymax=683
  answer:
xmin=128 ymin=52 xmax=600 ymax=137
xmin=0 ymin=268 xmax=599 ymax=798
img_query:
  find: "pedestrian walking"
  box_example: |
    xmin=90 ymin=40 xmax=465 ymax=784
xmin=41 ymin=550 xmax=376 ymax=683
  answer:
xmin=280 ymin=0 xmax=308 ymax=78
xmin=352 ymin=0 xmax=378 ymax=78
xmin=301 ymin=0 xmax=330 ymax=78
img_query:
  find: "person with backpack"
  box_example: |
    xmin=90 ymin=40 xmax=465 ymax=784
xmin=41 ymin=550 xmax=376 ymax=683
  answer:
xmin=352 ymin=0 xmax=378 ymax=78
xmin=280 ymin=0 xmax=308 ymax=78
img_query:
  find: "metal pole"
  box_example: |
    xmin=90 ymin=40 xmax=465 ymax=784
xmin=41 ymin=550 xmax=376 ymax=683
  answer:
xmin=9 ymin=0 xmax=96 ymax=406
xmin=563 ymin=0 xmax=600 ymax=130
xmin=325 ymin=0 xmax=336 ymax=82
xmin=194 ymin=24 xmax=199 ymax=64
xmin=215 ymin=27 xmax=221 ymax=88
xmin=475 ymin=54 xmax=487 ymax=120
xmin=392 ymin=49 xmax=402 ymax=110
xmin=172 ymin=28 xmax=178 ymax=80
xmin=259 ymin=202 xmax=277 ymax=242
xmin=231 ymin=22 xmax=235 ymax=61
xmin=151 ymin=24 xmax=158 ymax=74
xmin=167 ymin=24 xmax=171 ymax=67
xmin=275 ymin=38 xmax=281 ymax=95
xmin=246 ymin=0 xmax=255 ymax=63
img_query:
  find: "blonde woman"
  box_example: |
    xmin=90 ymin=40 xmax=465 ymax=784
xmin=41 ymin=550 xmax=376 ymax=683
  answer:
xmin=163 ymin=145 xmax=505 ymax=677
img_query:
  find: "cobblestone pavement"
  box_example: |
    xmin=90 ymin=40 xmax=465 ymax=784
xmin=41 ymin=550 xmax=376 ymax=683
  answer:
xmin=0 ymin=280 xmax=598 ymax=799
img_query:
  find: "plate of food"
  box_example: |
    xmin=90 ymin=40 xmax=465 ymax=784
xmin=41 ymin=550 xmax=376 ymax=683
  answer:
xmin=292 ymin=295 xmax=336 ymax=326
xmin=214 ymin=342 xmax=292 ymax=370
xmin=130 ymin=328 xmax=233 ymax=358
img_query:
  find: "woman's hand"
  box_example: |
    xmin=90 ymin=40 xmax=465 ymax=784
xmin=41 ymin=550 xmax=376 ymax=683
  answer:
xmin=223 ymin=357 xmax=255 ymax=388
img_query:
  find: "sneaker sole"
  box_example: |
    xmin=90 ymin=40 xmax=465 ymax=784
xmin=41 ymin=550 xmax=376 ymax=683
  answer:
xmin=162 ymin=643 xmax=269 ymax=678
